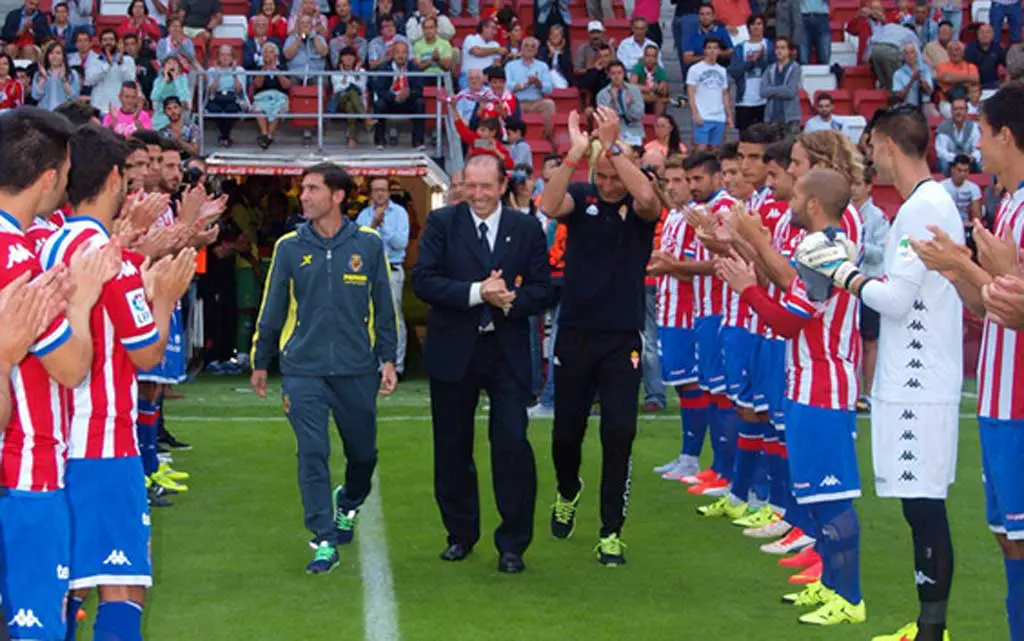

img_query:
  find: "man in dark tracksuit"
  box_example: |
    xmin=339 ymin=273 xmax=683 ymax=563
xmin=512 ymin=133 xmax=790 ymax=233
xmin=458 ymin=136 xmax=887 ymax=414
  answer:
xmin=251 ymin=163 xmax=398 ymax=575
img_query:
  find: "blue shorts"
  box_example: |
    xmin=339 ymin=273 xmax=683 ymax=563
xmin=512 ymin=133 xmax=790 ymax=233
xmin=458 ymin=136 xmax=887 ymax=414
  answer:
xmin=755 ymin=338 xmax=788 ymax=424
xmin=65 ymin=457 xmax=152 ymax=589
xmin=694 ymin=315 xmax=725 ymax=394
xmin=721 ymin=326 xmax=754 ymax=408
xmin=693 ymin=120 xmax=725 ymax=146
xmin=980 ymin=417 xmax=1024 ymax=540
xmin=785 ymin=400 xmax=861 ymax=505
xmin=657 ymin=326 xmax=697 ymax=386
xmin=0 ymin=489 xmax=70 ymax=641
xmin=138 ymin=307 xmax=186 ymax=384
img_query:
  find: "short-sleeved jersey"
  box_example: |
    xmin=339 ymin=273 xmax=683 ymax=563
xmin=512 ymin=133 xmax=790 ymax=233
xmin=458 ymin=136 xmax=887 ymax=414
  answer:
xmin=978 ymin=185 xmax=1024 ymax=421
xmin=39 ymin=216 xmax=160 ymax=460
xmin=656 ymin=209 xmax=696 ymax=328
xmin=873 ymin=179 xmax=965 ymax=404
xmin=748 ymin=199 xmax=790 ymax=338
xmin=558 ymin=183 xmax=657 ymax=332
xmin=781 ymin=262 xmax=861 ymax=411
xmin=718 ymin=187 xmax=773 ymax=330
xmin=684 ymin=190 xmax=737 ymax=318
xmin=25 ymin=215 xmax=60 ymax=255
xmin=0 ymin=210 xmax=72 ymax=492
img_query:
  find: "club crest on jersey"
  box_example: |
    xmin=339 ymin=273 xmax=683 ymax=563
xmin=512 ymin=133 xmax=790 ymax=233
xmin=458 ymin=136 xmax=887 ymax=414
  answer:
xmin=349 ymin=253 xmax=362 ymax=272
xmin=629 ymin=350 xmax=639 ymax=369
xmin=895 ymin=235 xmax=916 ymax=260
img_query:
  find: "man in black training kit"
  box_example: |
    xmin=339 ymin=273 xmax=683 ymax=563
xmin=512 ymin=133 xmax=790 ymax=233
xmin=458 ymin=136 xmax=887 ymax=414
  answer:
xmin=413 ymin=152 xmax=552 ymax=574
xmin=539 ymin=106 xmax=662 ymax=566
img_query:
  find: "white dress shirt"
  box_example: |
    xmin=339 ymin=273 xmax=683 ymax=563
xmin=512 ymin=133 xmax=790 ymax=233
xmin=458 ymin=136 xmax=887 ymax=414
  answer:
xmin=467 ymin=204 xmax=502 ymax=308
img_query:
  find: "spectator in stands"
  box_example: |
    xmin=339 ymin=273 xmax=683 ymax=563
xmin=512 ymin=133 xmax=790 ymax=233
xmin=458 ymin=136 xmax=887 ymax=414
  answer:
xmin=68 ymin=28 xmax=94 ymax=73
xmin=49 ymin=3 xmax=75 ymax=50
xmin=0 ymin=53 xmax=24 ymax=111
xmin=330 ymin=16 xmax=368 ymax=65
xmin=371 ymin=39 xmax=425 ymax=149
xmin=506 ymin=36 xmax=555 ymax=139
xmin=327 ymin=0 xmax=353 ymax=35
xmin=254 ymin=0 xmax=289 ymax=40
xmin=798 ymin=0 xmax=829 ymax=64
xmin=412 ymin=17 xmax=454 ymax=73
xmin=851 ymin=163 xmax=887 ymax=408
xmin=933 ymin=0 xmax=962 ymax=40
xmin=983 ymin=175 xmax=1006 ymax=228
xmin=449 ymin=0 xmax=479 ymax=20
xmin=935 ymin=96 xmax=981 ymax=173
xmin=902 ymin=0 xmax=937 ymax=47
xmin=923 ymin=19 xmax=953 ymax=67
xmin=284 ymin=13 xmax=329 ymax=82
xmin=1009 ymin=42 xmax=1024 ymax=79
xmin=503 ymin=21 xmax=524 ymax=61
xmin=157 ymin=17 xmax=202 ymax=76
xmin=539 ymin=23 xmax=573 ymax=89
xmin=804 ymin=92 xmax=844 ymax=133
xmin=713 ymin=0 xmax=750 ymax=34
xmin=578 ymin=42 xmax=612 ymax=107
xmin=865 ymin=20 xmax=918 ymax=91
xmin=634 ymin=0 xmax=664 ymax=47
xmin=761 ymin=35 xmax=801 ymax=137
xmin=328 ymin=45 xmax=369 ymax=145
xmin=990 ymin=0 xmax=1023 ymax=45
xmin=205 ymin=43 xmax=248 ymax=147
xmin=727 ymin=12 xmax=772 ymax=132
xmin=449 ymin=105 xmax=514 ymax=166
xmin=368 ymin=0 xmax=406 ymax=39
xmin=177 ymin=0 xmax=223 ymax=39
xmin=252 ymin=41 xmax=291 ymax=148
xmin=454 ymin=67 xmax=495 ymax=121
xmin=645 ymin=113 xmax=686 ymax=156
xmin=405 ymin=0 xmax=454 ymax=43
xmin=597 ymin=60 xmax=645 ymax=145
xmin=157 ymin=95 xmax=199 ymax=154
xmin=506 ymin=119 xmax=532 ymax=166
xmin=151 ymin=56 xmax=190 ymax=129
xmin=892 ymin=40 xmax=938 ymax=115
xmin=505 ymin=163 xmax=536 ymax=215
xmin=620 ymin=17 xmax=662 ymax=70
xmin=367 ymin=14 xmax=411 ymax=70
xmin=630 ymin=43 xmax=670 ymax=115
xmin=687 ymin=37 xmax=731 ymax=150
xmin=574 ymin=21 xmax=608 ymax=79
xmin=682 ymin=5 xmax=732 ymax=66
xmin=479 ymin=65 xmax=520 ymax=127
xmin=941 ymin=153 xmax=983 ymax=225
xmin=846 ymin=0 xmax=897 ymax=65
xmin=245 ymin=14 xmax=274 ymax=70
xmin=3 ymin=0 xmax=49 ymax=61
xmin=586 ymin=0 xmax=613 ymax=20
xmin=460 ymin=20 xmax=504 ymax=87
xmin=102 ymin=80 xmax=152 ymax=134
xmin=965 ymin=23 xmax=1005 ymax=89
xmin=13 ymin=65 xmax=35 ymax=106
xmin=935 ymin=40 xmax=978 ymax=113
xmin=966 ymin=79 xmax=982 ymax=113
xmin=120 ymin=0 xmax=162 ymax=51
xmin=533 ymin=0 xmax=570 ymax=43
xmin=289 ymin=0 xmax=329 ymax=36
xmin=123 ymin=35 xmax=155 ymax=98
xmin=85 ymin=29 xmax=137 ymax=112
xmin=67 ymin=0 xmax=94 ymax=34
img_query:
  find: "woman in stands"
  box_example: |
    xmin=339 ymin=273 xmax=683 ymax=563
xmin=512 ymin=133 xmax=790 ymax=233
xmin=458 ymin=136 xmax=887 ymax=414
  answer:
xmin=539 ymin=24 xmax=574 ymax=89
xmin=0 ymin=54 xmax=24 ymax=112
xmin=119 ymin=0 xmax=163 ymax=51
xmin=644 ymin=113 xmax=686 ymax=157
xmin=31 ymin=41 xmax=81 ymax=110
xmin=253 ymin=41 xmax=293 ymax=149
xmin=254 ymin=0 xmax=289 ymax=41
xmin=151 ymin=56 xmax=192 ymax=130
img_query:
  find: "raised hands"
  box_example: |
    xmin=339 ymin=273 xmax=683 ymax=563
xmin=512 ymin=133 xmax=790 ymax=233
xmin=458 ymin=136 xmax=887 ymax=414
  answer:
xmin=0 ymin=272 xmax=66 ymax=365
xmin=982 ymin=274 xmax=1024 ymax=330
xmin=69 ymin=241 xmax=121 ymax=309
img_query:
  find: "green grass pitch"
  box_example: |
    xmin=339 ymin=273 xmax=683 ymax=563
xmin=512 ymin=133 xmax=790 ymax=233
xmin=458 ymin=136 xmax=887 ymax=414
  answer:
xmin=75 ymin=377 xmax=1007 ymax=641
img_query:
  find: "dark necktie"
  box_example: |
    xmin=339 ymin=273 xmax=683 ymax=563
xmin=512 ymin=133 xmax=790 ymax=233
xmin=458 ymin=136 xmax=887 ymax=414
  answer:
xmin=479 ymin=221 xmax=493 ymax=329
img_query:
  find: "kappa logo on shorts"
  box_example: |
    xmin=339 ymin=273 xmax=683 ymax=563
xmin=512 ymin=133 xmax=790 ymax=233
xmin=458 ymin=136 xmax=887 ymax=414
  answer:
xmin=819 ymin=475 xmax=841 ymax=487
xmin=8 ymin=609 xmax=43 ymax=628
xmin=904 ymin=378 xmax=923 ymax=389
xmin=914 ymin=571 xmax=937 ymax=586
xmin=907 ymin=320 xmax=925 ymax=332
xmin=906 ymin=359 xmax=924 ymax=369
xmin=900 ymin=410 xmax=918 ymax=420
xmin=898 ymin=450 xmax=916 ymax=462
xmin=103 ymin=550 xmax=133 ymax=566
xmin=899 ymin=430 xmax=917 ymax=441
xmin=912 ymin=300 xmax=928 ymax=311
xmin=899 ymin=470 xmax=918 ymax=482
xmin=907 ymin=339 xmax=924 ymax=350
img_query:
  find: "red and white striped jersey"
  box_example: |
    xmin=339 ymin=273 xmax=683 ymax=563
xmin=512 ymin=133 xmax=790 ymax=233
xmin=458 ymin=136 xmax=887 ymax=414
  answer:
xmin=39 ymin=216 xmax=160 ymax=460
xmin=0 ymin=210 xmax=72 ymax=492
xmin=781 ymin=273 xmax=861 ymax=411
xmin=747 ymin=199 xmax=789 ymax=338
xmin=656 ymin=209 xmax=696 ymax=328
xmin=978 ymin=186 xmax=1024 ymax=421
xmin=684 ymin=190 xmax=737 ymax=319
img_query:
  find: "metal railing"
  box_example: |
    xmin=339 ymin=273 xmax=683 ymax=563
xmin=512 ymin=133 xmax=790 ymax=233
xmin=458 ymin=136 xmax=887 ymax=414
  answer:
xmin=196 ymin=68 xmax=463 ymax=167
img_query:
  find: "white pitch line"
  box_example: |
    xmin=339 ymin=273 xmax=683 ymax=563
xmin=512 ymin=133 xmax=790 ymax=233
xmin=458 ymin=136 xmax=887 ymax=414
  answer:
xmin=170 ymin=413 xmax=982 ymax=423
xmin=358 ymin=473 xmax=401 ymax=641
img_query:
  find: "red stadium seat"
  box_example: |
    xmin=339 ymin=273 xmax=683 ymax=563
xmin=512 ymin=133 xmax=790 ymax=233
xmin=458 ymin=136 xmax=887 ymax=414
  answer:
xmin=853 ymin=88 xmax=889 ymax=120
xmin=840 ymin=65 xmax=876 ymax=92
xmin=871 ymin=184 xmax=902 ymax=220
xmin=830 ymin=19 xmax=844 ymax=42
xmin=820 ymin=89 xmax=853 ymax=115
xmin=549 ymin=87 xmax=580 ymax=114
xmin=799 ymin=89 xmax=813 ymax=121
xmin=288 ymin=85 xmax=326 ymax=129
xmin=221 ymin=0 xmax=248 ymax=15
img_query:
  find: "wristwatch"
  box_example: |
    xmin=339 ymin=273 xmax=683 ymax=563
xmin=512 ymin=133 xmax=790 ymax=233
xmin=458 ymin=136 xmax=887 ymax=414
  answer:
xmin=605 ymin=143 xmax=624 ymax=159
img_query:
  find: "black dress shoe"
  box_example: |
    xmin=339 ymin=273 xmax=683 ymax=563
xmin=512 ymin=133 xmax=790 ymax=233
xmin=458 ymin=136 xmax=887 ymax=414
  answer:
xmin=497 ymin=552 xmax=525 ymax=574
xmin=439 ymin=542 xmax=473 ymax=562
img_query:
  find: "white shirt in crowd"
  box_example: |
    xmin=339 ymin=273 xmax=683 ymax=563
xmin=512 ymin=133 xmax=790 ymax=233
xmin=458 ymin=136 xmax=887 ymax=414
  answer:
xmin=940 ymin=177 xmax=981 ymax=223
xmin=686 ymin=60 xmax=728 ymax=122
xmin=85 ymin=53 xmax=137 ymax=112
xmin=803 ymin=115 xmax=843 ymax=133
xmin=737 ymin=39 xmax=767 ymax=107
xmin=461 ymin=34 xmax=502 ymax=75
xmin=616 ymin=37 xmax=662 ymax=72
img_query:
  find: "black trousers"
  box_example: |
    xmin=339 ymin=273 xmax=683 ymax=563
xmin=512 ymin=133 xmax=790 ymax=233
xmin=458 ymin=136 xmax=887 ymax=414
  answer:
xmin=373 ymin=98 xmax=425 ymax=147
xmin=552 ymin=327 xmax=642 ymax=537
xmin=429 ymin=333 xmax=537 ymax=555
xmin=735 ymin=105 xmax=766 ymax=135
xmin=198 ymin=268 xmax=237 ymax=364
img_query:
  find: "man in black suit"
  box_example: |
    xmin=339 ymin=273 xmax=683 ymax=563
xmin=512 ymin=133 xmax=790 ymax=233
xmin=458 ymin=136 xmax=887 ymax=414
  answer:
xmin=370 ymin=39 xmax=425 ymax=150
xmin=412 ymin=152 xmax=552 ymax=574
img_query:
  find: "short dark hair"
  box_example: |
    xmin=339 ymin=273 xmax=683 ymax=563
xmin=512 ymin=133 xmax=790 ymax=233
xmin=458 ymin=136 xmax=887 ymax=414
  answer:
xmin=608 ymin=60 xmax=626 ymax=73
xmin=0 ymin=107 xmax=73 ymax=193
xmin=981 ymin=81 xmax=1024 ymax=151
xmin=630 ymin=16 xmax=648 ymax=26
xmin=485 ymin=65 xmax=506 ymax=81
xmin=121 ymin=80 xmax=140 ymax=92
xmin=125 ymin=137 xmax=148 ymax=155
xmin=746 ymin=12 xmax=765 ymax=27
xmin=938 ymin=19 xmax=953 ymax=30
xmin=126 ymin=0 xmax=147 ymax=15
xmin=505 ymin=118 xmax=526 ymax=135
xmin=952 ymin=153 xmax=972 ymax=167
xmin=740 ymin=122 xmax=781 ymax=145
xmin=775 ymin=35 xmax=794 ymax=50
xmin=643 ymin=44 xmax=660 ymax=56
xmin=131 ymin=129 xmax=163 ymax=148
xmin=477 ymin=18 xmax=494 ymax=33
xmin=698 ymin=3 xmax=714 ymax=12
xmin=303 ymin=162 xmax=353 ymax=193
xmin=718 ymin=142 xmax=740 ymax=162
xmin=764 ymin=138 xmax=794 ymax=168
xmin=703 ymin=37 xmax=723 ymax=51
xmin=816 ymin=92 xmax=833 ymax=104
xmin=873 ymin=104 xmax=930 ymax=159
xmin=683 ymin=150 xmax=720 ymax=174
xmin=54 ymin=99 xmax=100 ymax=126
xmin=477 ymin=117 xmax=500 ymax=133
xmin=99 ymin=28 xmax=118 ymax=41
xmin=122 ymin=33 xmax=139 ymax=43
xmin=542 ymin=154 xmax=562 ymax=166
xmin=67 ymin=124 xmax=127 ymax=207
xmin=163 ymin=95 xmax=182 ymax=109
xmin=377 ymin=13 xmax=395 ymax=28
